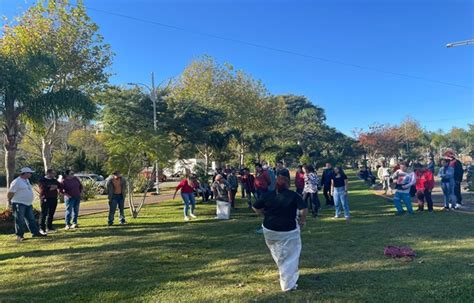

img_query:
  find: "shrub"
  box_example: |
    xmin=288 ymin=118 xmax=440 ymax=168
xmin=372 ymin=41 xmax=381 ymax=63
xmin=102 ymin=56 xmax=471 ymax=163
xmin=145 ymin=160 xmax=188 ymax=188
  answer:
xmin=133 ymin=174 xmax=153 ymax=193
xmin=81 ymin=179 xmax=100 ymax=201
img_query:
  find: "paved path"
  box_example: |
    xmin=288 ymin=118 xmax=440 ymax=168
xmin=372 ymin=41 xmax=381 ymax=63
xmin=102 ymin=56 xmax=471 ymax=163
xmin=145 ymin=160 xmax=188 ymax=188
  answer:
xmin=53 ymin=193 xmax=175 ymax=220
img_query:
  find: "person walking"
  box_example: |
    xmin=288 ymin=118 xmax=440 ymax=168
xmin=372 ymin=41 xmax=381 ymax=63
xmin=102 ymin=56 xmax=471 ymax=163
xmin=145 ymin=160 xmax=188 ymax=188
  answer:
xmin=252 ymin=175 xmax=308 ymax=292
xmin=445 ymin=150 xmax=464 ymax=206
xmin=38 ymin=169 xmax=61 ymax=233
xmin=321 ymin=163 xmax=335 ymax=206
xmin=331 ymin=166 xmax=350 ymax=220
xmin=414 ymin=164 xmax=434 ymax=212
xmin=7 ymin=167 xmax=47 ymax=241
xmin=106 ymin=171 xmax=127 ymax=226
xmin=302 ymin=164 xmax=321 ymax=218
xmin=173 ymin=175 xmax=199 ymax=221
xmin=60 ymin=169 xmax=83 ymax=230
xmin=438 ymin=158 xmax=458 ymax=210
xmin=390 ymin=161 xmax=416 ymax=215
xmin=294 ymin=165 xmax=305 ymax=196
xmin=227 ymin=169 xmax=239 ymax=208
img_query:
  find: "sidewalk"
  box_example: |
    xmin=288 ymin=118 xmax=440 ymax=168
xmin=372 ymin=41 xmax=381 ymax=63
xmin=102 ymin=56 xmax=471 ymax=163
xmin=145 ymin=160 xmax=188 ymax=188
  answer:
xmin=53 ymin=193 xmax=175 ymax=220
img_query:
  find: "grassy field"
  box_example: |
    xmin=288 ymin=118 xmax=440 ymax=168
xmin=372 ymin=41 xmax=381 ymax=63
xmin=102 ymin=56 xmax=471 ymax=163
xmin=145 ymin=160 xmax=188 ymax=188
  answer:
xmin=0 ymin=176 xmax=472 ymax=303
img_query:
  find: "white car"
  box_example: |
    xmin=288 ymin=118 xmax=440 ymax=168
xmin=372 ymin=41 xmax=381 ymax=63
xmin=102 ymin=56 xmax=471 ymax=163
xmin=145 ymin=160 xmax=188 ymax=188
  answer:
xmin=75 ymin=173 xmax=107 ymax=194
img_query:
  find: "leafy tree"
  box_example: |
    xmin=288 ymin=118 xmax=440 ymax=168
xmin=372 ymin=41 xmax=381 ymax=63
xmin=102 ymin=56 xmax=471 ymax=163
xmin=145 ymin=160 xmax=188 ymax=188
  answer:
xmin=101 ymin=87 xmax=173 ymax=217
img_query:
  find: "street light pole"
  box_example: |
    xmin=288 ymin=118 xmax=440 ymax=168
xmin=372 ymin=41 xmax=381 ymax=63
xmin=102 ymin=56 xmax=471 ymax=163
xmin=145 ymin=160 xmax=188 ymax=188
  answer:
xmin=151 ymin=72 xmax=160 ymax=195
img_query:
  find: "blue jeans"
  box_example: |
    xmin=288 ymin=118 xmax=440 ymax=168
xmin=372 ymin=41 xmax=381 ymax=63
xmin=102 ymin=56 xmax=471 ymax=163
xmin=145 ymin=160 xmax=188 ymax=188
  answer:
xmin=441 ymin=182 xmax=456 ymax=208
xmin=65 ymin=196 xmax=81 ymax=225
xmin=181 ymin=192 xmax=196 ymax=217
xmin=13 ymin=203 xmax=40 ymax=237
xmin=333 ymin=187 xmax=350 ymax=218
xmin=108 ymin=194 xmax=125 ymax=224
xmin=393 ymin=191 xmax=413 ymax=214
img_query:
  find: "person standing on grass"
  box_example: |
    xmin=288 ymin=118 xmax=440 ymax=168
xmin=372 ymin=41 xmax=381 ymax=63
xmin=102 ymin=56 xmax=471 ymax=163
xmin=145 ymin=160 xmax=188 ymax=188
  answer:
xmin=438 ymin=158 xmax=458 ymax=210
xmin=275 ymin=161 xmax=290 ymax=179
xmin=265 ymin=164 xmax=277 ymax=192
xmin=7 ymin=167 xmax=47 ymax=241
xmin=414 ymin=164 xmax=434 ymax=212
xmin=227 ymin=169 xmax=239 ymax=208
xmin=302 ymin=164 xmax=321 ymax=218
xmin=321 ymin=163 xmax=335 ymax=206
xmin=252 ymin=175 xmax=308 ymax=292
xmin=242 ymin=168 xmax=256 ymax=207
xmin=60 ymin=169 xmax=83 ymax=230
xmin=212 ymin=174 xmax=232 ymax=204
xmin=390 ymin=161 xmax=416 ymax=215
xmin=173 ymin=175 xmax=199 ymax=221
xmin=377 ymin=163 xmax=392 ymax=195
xmin=331 ymin=166 xmax=350 ymax=220
xmin=239 ymin=168 xmax=246 ymax=199
xmin=445 ymin=150 xmax=464 ymax=206
xmin=106 ymin=171 xmax=127 ymax=226
xmin=294 ymin=165 xmax=305 ymax=196
xmin=254 ymin=163 xmax=271 ymax=199
xmin=38 ymin=169 xmax=61 ymax=233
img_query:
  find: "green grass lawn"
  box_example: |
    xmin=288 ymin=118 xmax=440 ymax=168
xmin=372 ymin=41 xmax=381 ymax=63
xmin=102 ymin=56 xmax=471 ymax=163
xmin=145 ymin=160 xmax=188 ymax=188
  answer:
xmin=0 ymin=176 xmax=472 ymax=303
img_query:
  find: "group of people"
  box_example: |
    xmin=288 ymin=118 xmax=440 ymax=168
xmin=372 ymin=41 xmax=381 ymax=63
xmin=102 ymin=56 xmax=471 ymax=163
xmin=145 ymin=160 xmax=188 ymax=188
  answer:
xmin=371 ymin=149 xmax=465 ymax=215
xmin=7 ymin=168 xmax=129 ymax=241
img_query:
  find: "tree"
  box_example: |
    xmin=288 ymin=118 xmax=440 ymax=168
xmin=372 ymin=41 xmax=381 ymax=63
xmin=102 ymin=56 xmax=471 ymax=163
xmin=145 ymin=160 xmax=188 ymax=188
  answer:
xmin=4 ymin=0 xmax=111 ymax=172
xmin=0 ymin=0 xmax=111 ymax=197
xmin=101 ymin=87 xmax=173 ymax=217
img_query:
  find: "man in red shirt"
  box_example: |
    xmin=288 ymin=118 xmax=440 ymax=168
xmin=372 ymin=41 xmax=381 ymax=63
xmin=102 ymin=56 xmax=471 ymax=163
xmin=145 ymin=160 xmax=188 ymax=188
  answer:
xmin=414 ymin=164 xmax=435 ymax=212
xmin=254 ymin=163 xmax=271 ymax=199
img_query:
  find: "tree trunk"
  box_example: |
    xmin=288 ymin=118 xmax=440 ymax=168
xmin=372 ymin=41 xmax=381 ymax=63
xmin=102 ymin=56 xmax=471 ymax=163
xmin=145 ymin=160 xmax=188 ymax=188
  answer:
xmin=3 ymin=104 xmax=19 ymax=208
xmin=42 ymin=138 xmax=53 ymax=172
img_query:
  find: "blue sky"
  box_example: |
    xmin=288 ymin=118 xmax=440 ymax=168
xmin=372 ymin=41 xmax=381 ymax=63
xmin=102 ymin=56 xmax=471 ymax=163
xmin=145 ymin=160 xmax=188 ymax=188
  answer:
xmin=1 ymin=0 xmax=473 ymax=135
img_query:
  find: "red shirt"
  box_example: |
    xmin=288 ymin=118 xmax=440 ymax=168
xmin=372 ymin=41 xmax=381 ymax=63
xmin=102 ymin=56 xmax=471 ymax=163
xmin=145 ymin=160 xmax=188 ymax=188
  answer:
xmin=254 ymin=170 xmax=271 ymax=190
xmin=176 ymin=179 xmax=198 ymax=194
xmin=295 ymin=172 xmax=305 ymax=189
xmin=415 ymin=170 xmax=434 ymax=191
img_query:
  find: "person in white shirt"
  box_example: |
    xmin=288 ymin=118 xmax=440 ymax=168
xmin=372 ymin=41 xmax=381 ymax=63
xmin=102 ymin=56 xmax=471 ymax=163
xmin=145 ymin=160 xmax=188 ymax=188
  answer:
xmin=7 ymin=167 xmax=46 ymax=241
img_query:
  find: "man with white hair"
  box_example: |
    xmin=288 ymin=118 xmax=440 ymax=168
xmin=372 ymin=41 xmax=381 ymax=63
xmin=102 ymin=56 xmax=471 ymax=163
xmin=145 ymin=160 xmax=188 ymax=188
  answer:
xmin=7 ymin=167 xmax=46 ymax=241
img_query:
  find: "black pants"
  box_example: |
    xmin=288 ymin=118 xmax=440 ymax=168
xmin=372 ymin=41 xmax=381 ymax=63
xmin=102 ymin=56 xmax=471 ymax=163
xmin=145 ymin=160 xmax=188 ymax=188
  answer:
xmin=40 ymin=197 xmax=58 ymax=230
xmin=323 ymin=185 xmax=334 ymax=205
xmin=416 ymin=190 xmax=433 ymax=211
xmin=454 ymin=181 xmax=462 ymax=204
xmin=303 ymin=192 xmax=320 ymax=217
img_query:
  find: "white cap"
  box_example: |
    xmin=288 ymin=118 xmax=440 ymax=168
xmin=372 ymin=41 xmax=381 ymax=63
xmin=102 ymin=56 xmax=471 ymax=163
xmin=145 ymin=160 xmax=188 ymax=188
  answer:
xmin=20 ymin=167 xmax=35 ymax=174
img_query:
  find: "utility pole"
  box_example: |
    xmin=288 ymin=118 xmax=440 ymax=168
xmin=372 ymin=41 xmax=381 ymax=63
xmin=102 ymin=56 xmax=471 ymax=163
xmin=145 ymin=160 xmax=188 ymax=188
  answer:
xmin=151 ymin=72 xmax=160 ymax=195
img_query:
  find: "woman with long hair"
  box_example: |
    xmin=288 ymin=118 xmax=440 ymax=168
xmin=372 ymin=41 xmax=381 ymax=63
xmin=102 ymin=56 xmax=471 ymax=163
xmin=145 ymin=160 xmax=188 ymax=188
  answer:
xmin=173 ymin=175 xmax=199 ymax=221
xmin=252 ymin=175 xmax=308 ymax=292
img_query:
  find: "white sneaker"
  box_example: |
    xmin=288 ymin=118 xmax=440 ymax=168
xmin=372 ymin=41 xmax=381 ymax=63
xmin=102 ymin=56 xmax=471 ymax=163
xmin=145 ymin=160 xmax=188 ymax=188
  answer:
xmin=71 ymin=224 xmax=78 ymax=229
xmin=189 ymin=213 xmax=197 ymax=219
xmin=65 ymin=225 xmax=71 ymax=231
xmin=184 ymin=216 xmax=190 ymax=221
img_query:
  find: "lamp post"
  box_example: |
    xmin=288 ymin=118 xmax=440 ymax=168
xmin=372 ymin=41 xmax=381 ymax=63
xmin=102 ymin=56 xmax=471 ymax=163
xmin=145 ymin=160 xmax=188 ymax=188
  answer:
xmin=128 ymin=72 xmax=160 ymax=195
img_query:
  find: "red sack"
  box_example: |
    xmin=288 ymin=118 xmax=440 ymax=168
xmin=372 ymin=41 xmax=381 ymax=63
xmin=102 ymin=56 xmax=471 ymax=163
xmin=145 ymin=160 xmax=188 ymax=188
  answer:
xmin=384 ymin=246 xmax=416 ymax=260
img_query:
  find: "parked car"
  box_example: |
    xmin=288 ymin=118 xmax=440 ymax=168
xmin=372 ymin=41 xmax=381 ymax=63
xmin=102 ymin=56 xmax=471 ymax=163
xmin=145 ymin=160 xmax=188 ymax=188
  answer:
xmin=75 ymin=173 xmax=107 ymax=195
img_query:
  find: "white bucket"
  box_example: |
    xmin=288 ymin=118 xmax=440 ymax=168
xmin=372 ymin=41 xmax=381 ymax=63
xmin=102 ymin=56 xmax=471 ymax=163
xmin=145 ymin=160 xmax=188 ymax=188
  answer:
xmin=216 ymin=200 xmax=231 ymax=220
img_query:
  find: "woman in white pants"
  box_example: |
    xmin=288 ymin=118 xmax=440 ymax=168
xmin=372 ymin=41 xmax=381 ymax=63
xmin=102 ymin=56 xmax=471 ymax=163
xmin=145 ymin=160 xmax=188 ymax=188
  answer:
xmin=252 ymin=175 xmax=308 ymax=292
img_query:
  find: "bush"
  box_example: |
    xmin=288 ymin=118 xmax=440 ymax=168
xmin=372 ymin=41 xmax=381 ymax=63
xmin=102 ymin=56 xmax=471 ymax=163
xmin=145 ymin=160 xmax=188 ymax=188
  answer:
xmin=81 ymin=179 xmax=101 ymax=201
xmin=133 ymin=175 xmax=153 ymax=193
xmin=0 ymin=208 xmax=40 ymax=233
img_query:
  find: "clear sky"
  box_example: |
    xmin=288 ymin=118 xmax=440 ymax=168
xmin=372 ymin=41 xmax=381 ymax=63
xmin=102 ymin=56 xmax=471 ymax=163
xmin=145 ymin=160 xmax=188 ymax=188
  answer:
xmin=1 ymin=0 xmax=473 ymax=135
